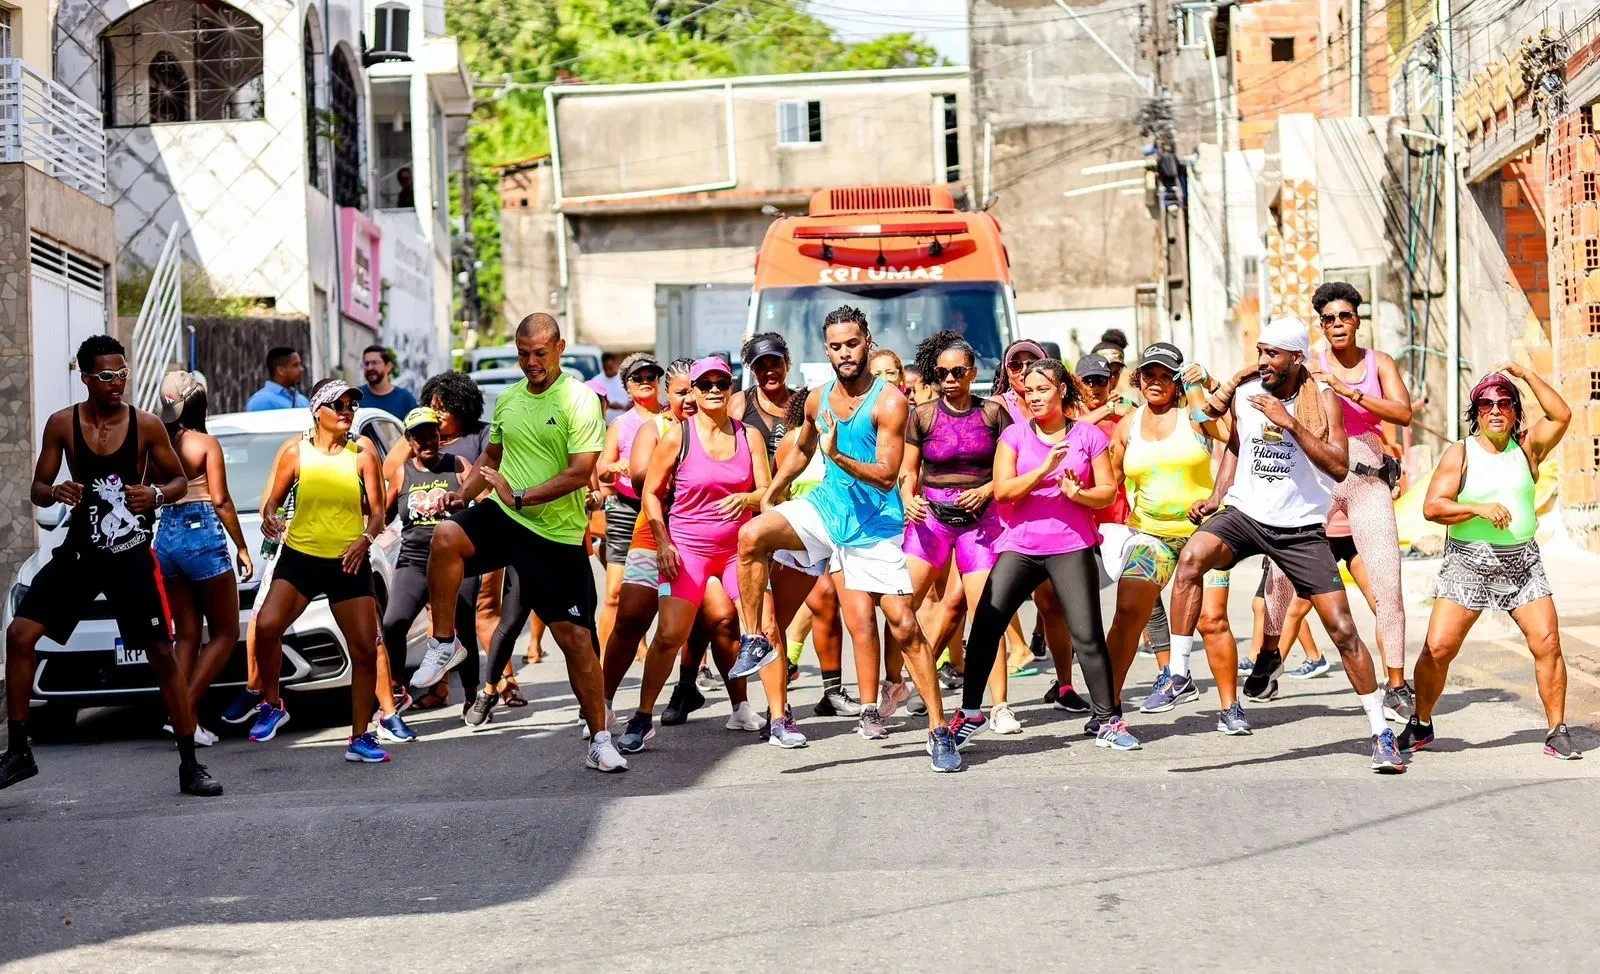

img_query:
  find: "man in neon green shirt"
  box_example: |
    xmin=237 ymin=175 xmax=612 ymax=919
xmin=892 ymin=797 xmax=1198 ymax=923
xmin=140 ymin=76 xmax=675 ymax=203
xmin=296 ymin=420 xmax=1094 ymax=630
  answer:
xmin=419 ymin=313 xmax=626 ymax=772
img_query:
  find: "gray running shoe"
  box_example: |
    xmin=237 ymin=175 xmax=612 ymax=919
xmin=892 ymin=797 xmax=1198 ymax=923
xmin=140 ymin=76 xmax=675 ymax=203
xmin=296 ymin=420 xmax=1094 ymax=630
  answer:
xmin=1141 ymin=670 xmax=1197 ymax=713
xmin=1371 ymin=728 xmax=1406 ymax=773
xmin=1545 ymin=723 xmax=1582 ymax=760
xmin=937 ymin=663 xmax=964 ymax=689
xmin=907 ymin=690 xmax=928 ymax=717
xmin=815 ymin=686 xmax=863 ymax=717
xmin=765 ymin=707 xmax=808 ymax=749
xmin=927 ymin=727 xmax=964 ymax=772
xmin=1383 ymin=683 xmax=1416 ymax=723
xmin=857 ymin=705 xmax=887 ymax=741
xmin=464 ymin=688 xmax=498 ymax=728
xmin=729 ymin=633 xmax=777 ymax=679
xmin=696 ymin=665 xmax=721 ymax=690
xmin=1287 ymin=656 xmax=1331 ymax=679
xmin=1216 ymin=702 xmax=1252 ymax=736
xmin=618 ymin=712 xmax=655 ymax=753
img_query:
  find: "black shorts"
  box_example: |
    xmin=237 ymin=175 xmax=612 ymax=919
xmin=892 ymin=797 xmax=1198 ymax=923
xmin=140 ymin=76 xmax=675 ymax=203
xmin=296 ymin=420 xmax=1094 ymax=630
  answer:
xmin=1199 ymin=508 xmax=1342 ymax=598
xmin=17 ymin=546 xmax=172 ymax=650
xmin=274 ymin=545 xmax=375 ymax=605
xmin=1329 ymin=534 xmax=1358 ymax=567
xmin=603 ymin=495 xmax=641 ymax=565
xmin=449 ymin=501 xmax=598 ymax=630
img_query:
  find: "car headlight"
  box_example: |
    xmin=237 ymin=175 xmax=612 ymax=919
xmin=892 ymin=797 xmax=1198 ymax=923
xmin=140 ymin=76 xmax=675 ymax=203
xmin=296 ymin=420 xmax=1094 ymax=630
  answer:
xmin=9 ymin=583 xmax=27 ymax=617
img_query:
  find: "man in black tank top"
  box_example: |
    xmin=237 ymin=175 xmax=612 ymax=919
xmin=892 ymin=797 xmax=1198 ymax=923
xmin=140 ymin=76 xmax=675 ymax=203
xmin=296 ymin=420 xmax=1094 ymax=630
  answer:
xmin=2 ymin=336 xmax=221 ymax=797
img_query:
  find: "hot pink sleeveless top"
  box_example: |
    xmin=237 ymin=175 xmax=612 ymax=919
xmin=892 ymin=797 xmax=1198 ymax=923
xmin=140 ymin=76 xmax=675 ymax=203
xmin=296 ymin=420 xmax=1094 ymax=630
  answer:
xmin=1320 ymin=347 xmax=1383 ymax=438
xmin=610 ymin=408 xmax=652 ymax=499
xmin=668 ymin=417 xmax=754 ymax=551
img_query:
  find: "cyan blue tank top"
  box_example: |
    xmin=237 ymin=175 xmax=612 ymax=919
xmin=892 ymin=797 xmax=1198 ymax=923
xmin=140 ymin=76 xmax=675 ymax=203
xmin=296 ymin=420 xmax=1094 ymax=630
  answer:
xmin=805 ymin=377 xmax=905 ymax=547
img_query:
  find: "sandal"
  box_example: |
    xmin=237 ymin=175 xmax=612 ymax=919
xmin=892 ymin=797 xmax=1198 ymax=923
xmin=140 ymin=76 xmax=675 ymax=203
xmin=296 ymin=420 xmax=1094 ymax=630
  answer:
xmin=413 ymin=685 xmax=450 ymax=710
xmin=1007 ymin=663 xmax=1040 ymax=678
xmin=499 ymin=678 xmax=529 ymax=708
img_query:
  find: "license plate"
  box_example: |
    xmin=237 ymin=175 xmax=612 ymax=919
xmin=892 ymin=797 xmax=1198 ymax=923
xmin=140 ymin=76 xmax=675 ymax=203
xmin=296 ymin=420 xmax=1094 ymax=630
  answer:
xmin=115 ymin=646 xmax=147 ymax=666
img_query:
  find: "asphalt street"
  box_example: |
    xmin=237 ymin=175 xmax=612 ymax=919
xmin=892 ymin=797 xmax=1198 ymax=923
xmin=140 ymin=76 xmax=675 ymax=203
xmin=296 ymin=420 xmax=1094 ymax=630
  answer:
xmin=1 ymin=558 xmax=1596 ymax=972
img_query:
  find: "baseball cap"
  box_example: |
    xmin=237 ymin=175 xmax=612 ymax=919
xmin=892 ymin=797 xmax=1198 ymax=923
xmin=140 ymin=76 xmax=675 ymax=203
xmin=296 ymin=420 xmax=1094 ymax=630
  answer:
xmin=159 ymin=370 xmax=205 ymax=423
xmin=1091 ymin=341 xmax=1126 ymax=365
xmin=743 ymin=334 xmax=789 ymax=366
xmin=1005 ymin=340 xmax=1049 ymax=367
xmin=689 ymin=357 xmax=733 ymax=383
xmin=1074 ymin=354 xmax=1112 ymax=381
xmin=403 ymin=406 xmax=440 ymax=431
xmin=1469 ymin=372 xmax=1518 ymax=404
xmin=1136 ymin=342 xmax=1184 ymax=374
xmin=619 ymin=352 xmax=662 ymax=382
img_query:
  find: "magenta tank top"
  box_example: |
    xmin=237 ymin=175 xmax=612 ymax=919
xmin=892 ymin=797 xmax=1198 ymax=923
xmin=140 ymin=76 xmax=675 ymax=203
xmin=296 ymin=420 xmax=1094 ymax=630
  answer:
xmin=610 ymin=408 xmax=652 ymax=499
xmin=668 ymin=416 xmax=754 ymax=551
xmin=1002 ymin=390 xmax=1029 ymax=426
xmin=1320 ymin=348 xmax=1382 ymax=438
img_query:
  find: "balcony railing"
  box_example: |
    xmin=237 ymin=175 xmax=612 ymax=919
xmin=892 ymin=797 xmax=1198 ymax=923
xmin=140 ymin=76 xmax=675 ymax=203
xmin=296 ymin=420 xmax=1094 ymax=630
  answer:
xmin=0 ymin=58 xmax=107 ymax=201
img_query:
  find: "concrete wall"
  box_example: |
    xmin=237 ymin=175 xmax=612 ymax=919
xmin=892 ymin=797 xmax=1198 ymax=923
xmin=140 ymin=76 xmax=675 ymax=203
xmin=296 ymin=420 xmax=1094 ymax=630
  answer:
xmin=499 ymin=162 xmax=561 ymax=329
xmin=4 ymin=0 xmax=53 ymax=73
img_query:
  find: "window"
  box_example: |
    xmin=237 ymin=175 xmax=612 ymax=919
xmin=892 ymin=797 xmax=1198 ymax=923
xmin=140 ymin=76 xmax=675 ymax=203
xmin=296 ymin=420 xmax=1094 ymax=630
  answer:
xmin=304 ymin=18 xmax=323 ymax=190
xmin=1177 ymin=6 xmax=1211 ymax=49
xmin=1270 ymin=36 xmax=1295 ymax=62
xmin=778 ymin=100 xmax=823 ymax=146
xmin=100 ymin=0 xmax=265 ymax=127
xmin=939 ymin=93 xmax=960 ymax=183
xmin=0 ymin=8 xmax=13 ymax=59
xmin=370 ymin=3 xmax=410 ymax=61
xmin=1241 ymin=255 xmax=1261 ymax=288
xmin=330 ymin=48 xmax=364 ymax=209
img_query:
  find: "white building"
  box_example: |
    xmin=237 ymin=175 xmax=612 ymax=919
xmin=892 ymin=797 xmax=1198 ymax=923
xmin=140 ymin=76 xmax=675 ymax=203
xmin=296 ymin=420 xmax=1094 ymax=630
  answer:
xmin=51 ymin=0 xmax=470 ymax=387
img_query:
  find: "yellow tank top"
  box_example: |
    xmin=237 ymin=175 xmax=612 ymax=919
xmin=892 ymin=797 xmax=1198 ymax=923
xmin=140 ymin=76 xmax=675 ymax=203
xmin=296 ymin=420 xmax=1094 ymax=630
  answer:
xmin=286 ymin=439 xmax=365 ymax=558
xmin=1123 ymin=406 xmax=1214 ymax=539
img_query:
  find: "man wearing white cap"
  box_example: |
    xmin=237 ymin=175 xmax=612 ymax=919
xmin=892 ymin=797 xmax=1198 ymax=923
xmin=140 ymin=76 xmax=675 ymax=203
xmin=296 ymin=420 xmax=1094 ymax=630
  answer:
xmin=1167 ymin=318 xmax=1406 ymax=773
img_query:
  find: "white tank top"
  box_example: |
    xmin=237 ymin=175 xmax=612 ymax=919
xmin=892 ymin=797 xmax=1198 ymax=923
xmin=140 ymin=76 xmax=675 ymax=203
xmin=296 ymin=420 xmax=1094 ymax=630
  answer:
xmin=1223 ymin=378 xmax=1333 ymax=527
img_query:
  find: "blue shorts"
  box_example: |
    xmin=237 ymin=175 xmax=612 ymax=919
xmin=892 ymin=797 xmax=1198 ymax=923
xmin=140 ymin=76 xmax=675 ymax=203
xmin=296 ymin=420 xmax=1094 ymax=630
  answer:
xmin=154 ymin=502 xmax=233 ymax=582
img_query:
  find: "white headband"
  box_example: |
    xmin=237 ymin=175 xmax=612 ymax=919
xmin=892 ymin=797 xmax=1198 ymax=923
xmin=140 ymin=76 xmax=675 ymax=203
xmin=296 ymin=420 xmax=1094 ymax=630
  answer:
xmin=1259 ymin=318 xmax=1310 ymax=355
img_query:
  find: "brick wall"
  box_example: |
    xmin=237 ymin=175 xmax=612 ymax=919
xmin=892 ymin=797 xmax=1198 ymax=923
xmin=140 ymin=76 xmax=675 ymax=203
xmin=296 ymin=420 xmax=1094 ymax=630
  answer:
xmin=1549 ymin=106 xmax=1600 ymax=547
xmin=1234 ymin=0 xmax=1389 ymax=150
xmin=1502 ymin=155 xmax=1551 ymax=330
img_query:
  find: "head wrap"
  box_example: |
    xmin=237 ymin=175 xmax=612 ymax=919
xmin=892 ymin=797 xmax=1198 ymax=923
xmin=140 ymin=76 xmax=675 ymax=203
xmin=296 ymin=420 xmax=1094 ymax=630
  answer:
xmin=1258 ymin=318 xmax=1311 ymax=355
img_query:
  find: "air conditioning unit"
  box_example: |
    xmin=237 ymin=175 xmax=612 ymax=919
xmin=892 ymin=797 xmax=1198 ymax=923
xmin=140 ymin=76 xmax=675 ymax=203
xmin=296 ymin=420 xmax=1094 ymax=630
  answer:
xmin=365 ymin=4 xmax=411 ymax=64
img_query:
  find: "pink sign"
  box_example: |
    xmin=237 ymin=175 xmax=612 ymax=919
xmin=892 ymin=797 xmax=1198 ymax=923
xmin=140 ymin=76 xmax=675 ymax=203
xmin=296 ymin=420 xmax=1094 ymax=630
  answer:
xmin=339 ymin=207 xmax=383 ymax=330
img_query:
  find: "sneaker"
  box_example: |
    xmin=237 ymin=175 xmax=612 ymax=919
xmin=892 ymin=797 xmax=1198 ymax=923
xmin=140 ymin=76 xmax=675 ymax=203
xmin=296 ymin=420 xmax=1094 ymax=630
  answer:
xmin=1544 ymin=723 xmax=1582 ymax=760
xmin=725 ymin=701 xmax=764 ymax=731
xmin=1243 ymin=648 xmax=1284 ymax=699
xmin=877 ymin=680 xmax=912 ymax=719
xmin=927 ymin=726 xmax=965 ymax=772
xmin=937 ymin=662 xmax=965 ymax=689
xmin=1216 ymin=702 xmax=1252 ymax=736
xmin=907 ymin=691 xmax=928 ymax=717
xmin=1083 ymin=714 xmax=1103 ymax=737
xmin=729 ymin=633 xmax=777 ymax=679
xmin=585 ymin=730 xmax=629 ymax=772
xmin=1237 ymin=656 xmax=1254 ymax=675
xmin=162 ymin=723 xmax=220 ymax=747
xmin=1139 ymin=670 xmax=1191 ymax=714
xmin=857 ymin=705 xmax=888 ymax=741
xmin=345 ymin=731 xmax=391 ymax=763
xmin=392 ymin=686 xmax=415 ymax=715
xmin=179 ymin=762 xmax=223 ymax=796
xmin=1029 ymin=627 xmax=1047 ymax=661
xmin=618 ymin=712 xmax=655 ymax=753
xmin=1287 ymin=656 xmax=1331 ymax=679
xmin=1383 ymin=683 xmax=1416 ymax=723
xmin=787 ymin=661 xmax=800 ymax=685
xmin=247 ymin=701 xmax=290 ymax=742
xmin=695 ymin=665 xmax=721 ymax=691
xmin=815 ymin=685 xmax=863 ymax=717
xmin=376 ymin=713 xmax=417 ymax=743
xmin=1053 ymin=685 xmax=1091 ymax=714
xmin=220 ymin=688 xmax=263 ymax=724
xmin=0 ymin=748 xmax=38 ymax=790
xmin=1398 ymin=715 xmax=1434 ymax=754
xmin=949 ymin=709 xmax=990 ymax=750
xmin=464 ymin=688 xmax=498 ymax=729
xmin=411 ymin=636 xmax=466 ymax=689
xmin=1370 ymin=728 xmax=1406 ymax=773
xmin=766 ymin=707 xmax=808 ymax=749
xmin=1042 ymin=679 xmax=1060 ymax=705
xmin=1095 ymin=717 xmax=1142 ymax=751
xmin=660 ymin=681 xmax=705 ymax=726
xmin=991 ymin=704 xmax=1023 ymax=735
xmin=1139 ymin=640 xmax=1156 ymax=658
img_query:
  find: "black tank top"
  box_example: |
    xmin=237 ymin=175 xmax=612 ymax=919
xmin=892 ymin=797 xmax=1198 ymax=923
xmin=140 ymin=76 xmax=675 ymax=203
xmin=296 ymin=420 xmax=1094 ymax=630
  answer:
xmin=67 ymin=404 xmax=154 ymax=557
xmin=742 ymin=388 xmax=796 ymax=465
xmin=397 ymin=454 xmax=461 ymax=568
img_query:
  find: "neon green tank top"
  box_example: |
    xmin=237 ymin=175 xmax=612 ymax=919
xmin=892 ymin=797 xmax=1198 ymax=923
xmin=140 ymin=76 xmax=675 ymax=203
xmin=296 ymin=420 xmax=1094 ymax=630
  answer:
xmin=1123 ymin=406 xmax=1214 ymax=539
xmin=1448 ymin=435 xmax=1537 ymax=544
xmin=285 ymin=440 xmax=364 ymax=558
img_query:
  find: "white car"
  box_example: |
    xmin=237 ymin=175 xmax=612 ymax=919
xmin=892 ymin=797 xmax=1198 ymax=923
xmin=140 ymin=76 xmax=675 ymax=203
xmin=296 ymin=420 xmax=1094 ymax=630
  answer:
xmin=1 ymin=407 xmax=430 ymax=736
xmin=468 ymin=343 xmax=605 ymax=381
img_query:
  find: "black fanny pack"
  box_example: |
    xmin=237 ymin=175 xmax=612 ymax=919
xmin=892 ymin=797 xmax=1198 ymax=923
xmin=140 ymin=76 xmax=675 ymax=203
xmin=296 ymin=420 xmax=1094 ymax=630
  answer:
xmin=1352 ymin=454 xmax=1402 ymax=490
xmin=926 ymin=499 xmax=986 ymax=528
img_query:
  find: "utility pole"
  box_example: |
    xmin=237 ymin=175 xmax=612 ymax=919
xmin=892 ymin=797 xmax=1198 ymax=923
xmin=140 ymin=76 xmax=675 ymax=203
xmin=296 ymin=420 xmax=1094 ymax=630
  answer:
xmin=1439 ymin=0 xmax=1462 ymax=439
xmin=1350 ymin=0 xmax=1364 ymax=116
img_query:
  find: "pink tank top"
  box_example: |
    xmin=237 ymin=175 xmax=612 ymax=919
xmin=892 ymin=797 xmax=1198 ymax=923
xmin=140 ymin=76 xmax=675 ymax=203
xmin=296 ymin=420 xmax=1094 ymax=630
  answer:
xmin=1320 ymin=347 xmax=1382 ymax=438
xmin=668 ymin=417 xmax=754 ymax=551
xmin=610 ymin=408 xmax=652 ymax=499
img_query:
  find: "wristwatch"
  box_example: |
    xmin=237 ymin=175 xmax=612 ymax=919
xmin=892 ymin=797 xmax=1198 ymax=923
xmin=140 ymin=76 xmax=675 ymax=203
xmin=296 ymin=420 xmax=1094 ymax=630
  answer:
xmin=152 ymin=490 xmax=166 ymax=511
xmin=513 ymin=490 xmax=524 ymax=511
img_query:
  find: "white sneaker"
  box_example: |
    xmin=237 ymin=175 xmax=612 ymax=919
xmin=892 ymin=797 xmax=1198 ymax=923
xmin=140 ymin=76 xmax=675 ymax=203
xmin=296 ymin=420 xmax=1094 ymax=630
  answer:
xmin=411 ymin=636 xmax=466 ymax=689
xmin=878 ymin=680 xmax=912 ymax=719
xmin=991 ymin=705 xmax=1023 ymax=735
xmin=584 ymin=730 xmax=629 ymax=772
xmin=726 ymin=701 xmax=764 ymax=731
xmin=163 ymin=723 xmax=219 ymax=747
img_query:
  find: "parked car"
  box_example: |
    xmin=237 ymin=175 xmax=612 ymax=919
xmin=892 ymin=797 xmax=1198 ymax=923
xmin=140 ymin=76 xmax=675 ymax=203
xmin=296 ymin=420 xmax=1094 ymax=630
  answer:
xmin=1 ymin=407 xmax=429 ymax=735
xmin=467 ymin=342 xmax=605 ymax=381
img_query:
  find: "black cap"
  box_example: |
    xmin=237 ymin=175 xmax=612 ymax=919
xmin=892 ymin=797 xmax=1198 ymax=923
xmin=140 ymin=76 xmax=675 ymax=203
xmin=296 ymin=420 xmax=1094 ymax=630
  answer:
xmin=1074 ymin=354 xmax=1112 ymax=380
xmin=743 ymin=334 xmax=789 ymax=366
xmin=1136 ymin=342 xmax=1184 ymax=374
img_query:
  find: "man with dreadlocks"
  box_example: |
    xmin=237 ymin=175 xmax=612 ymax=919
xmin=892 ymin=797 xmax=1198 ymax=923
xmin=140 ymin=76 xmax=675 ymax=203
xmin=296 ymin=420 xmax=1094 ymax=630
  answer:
xmin=1169 ymin=318 xmax=1406 ymax=773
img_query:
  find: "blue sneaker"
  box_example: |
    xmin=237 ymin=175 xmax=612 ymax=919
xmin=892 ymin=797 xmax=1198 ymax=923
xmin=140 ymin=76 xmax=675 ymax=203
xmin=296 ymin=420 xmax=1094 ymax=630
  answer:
xmin=729 ymin=633 xmax=777 ymax=679
xmin=1168 ymin=673 xmax=1199 ymax=705
xmin=1216 ymin=702 xmax=1252 ymax=736
xmin=345 ymin=731 xmax=391 ymax=763
xmin=1371 ymin=728 xmax=1405 ymax=774
xmin=1095 ymin=717 xmax=1142 ymax=751
xmin=376 ymin=712 xmax=417 ymax=743
xmin=1287 ymin=656 xmax=1331 ymax=679
xmin=618 ymin=712 xmax=655 ymax=753
xmin=1237 ymin=657 xmax=1255 ymax=675
xmin=927 ymin=727 xmax=965 ymax=772
xmin=221 ymin=688 xmax=263 ymax=725
xmin=247 ymin=701 xmax=290 ymax=742
xmin=1140 ymin=670 xmax=1197 ymax=714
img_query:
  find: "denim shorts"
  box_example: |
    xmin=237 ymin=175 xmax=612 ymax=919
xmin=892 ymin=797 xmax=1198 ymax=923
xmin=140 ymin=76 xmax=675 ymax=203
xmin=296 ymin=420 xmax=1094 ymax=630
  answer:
xmin=155 ymin=502 xmax=233 ymax=582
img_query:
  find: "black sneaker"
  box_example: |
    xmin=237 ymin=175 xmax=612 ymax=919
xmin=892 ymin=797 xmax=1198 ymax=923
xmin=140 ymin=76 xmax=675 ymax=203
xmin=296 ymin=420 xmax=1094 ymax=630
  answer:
xmin=1545 ymin=723 xmax=1582 ymax=760
xmin=1054 ymin=685 xmax=1091 ymax=714
xmin=1029 ymin=627 xmax=1047 ymax=661
xmin=1383 ymin=682 xmax=1416 ymax=723
xmin=179 ymin=762 xmax=223 ymax=797
xmin=1042 ymin=679 xmax=1060 ymax=706
xmin=1398 ymin=715 xmax=1434 ymax=754
xmin=937 ymin=662 xmax=965 ymax=689
xmin=787 ymin=661 xmax=801 ymax=685
xmin=1084 ymin=710 xmax=1122 ymax=737
xmin=814 ymin=686 xmax=863 ymax=717
xmin=660 ymin=681 xmax=705 ymax=726
xmin=1243 ymin=648 xmax=1284 ymax=700
xmin=0 ymin=748 xmax=38 ymax=790
xmin=464 ymin=687 xmax=498 ymax=728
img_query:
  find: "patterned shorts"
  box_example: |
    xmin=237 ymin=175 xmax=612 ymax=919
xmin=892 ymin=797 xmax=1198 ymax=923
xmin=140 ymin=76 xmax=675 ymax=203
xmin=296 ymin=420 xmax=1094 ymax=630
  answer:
xmin=1436 ymin=538 xmax=1552 ymax=612
xmin=1120 ymin=533 xmax=1231 ymax=589
xmin=621 ymin=547 xmax=659 ymax=590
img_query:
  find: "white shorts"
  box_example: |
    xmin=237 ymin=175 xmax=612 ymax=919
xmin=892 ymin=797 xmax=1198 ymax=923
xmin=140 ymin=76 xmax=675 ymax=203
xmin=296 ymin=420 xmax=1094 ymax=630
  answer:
xmin=1097 ymin=522 xmax=1134 ymax=586
xmin=773 ymin=499 xmax=912 ymax=596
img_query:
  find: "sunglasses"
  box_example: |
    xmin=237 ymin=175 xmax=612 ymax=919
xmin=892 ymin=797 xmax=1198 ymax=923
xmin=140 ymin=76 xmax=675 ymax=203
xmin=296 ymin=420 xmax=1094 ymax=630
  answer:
xmin=1081 ymin=375 xmax=1110 ymax=386
xmin=321 ymin=398 xmax=356 ymax=414
xmin=1006 ymin=358 xmax=1038 ymax=373
xmin=628 ymin=370 xmax=662 ymax=384
xmin=694 ymin=378 xmax=732 ymax=393
xmin=88 ymin=368 xmax=130 ymax=383
xmin=1475 ymin=397 xmax=1515 ymax=413
xmin=1319 ymin=310 xmax=1359 ymax=325
xmin=933 ymin=366 xmax=970 ymax=381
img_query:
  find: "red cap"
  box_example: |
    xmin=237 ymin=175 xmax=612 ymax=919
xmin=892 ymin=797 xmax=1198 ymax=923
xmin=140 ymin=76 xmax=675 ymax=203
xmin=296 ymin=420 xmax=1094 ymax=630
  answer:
xmin=1468 ymin=373 xmax=1517 ymax=403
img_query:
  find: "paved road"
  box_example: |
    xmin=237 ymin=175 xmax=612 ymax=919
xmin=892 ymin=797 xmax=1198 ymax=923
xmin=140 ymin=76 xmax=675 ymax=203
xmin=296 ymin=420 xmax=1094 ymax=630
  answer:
xmin=1 ymin=559 xmax=1595 ymax=972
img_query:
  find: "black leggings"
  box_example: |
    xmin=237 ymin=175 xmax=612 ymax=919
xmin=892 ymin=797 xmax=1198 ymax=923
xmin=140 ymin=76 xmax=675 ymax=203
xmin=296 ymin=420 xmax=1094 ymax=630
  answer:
xmin=964 ymin=549 xmax=1114 ymax=720
xmin=487 ymin=568 xmax=603 ymax=682
xmin=382 ymin=565 xmax=481 ymax=696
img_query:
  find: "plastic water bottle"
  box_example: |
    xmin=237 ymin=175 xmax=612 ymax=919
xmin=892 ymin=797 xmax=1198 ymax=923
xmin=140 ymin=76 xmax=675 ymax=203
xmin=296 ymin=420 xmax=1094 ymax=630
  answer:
xmin=260 ymin=505 xmax=286 ymax=559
